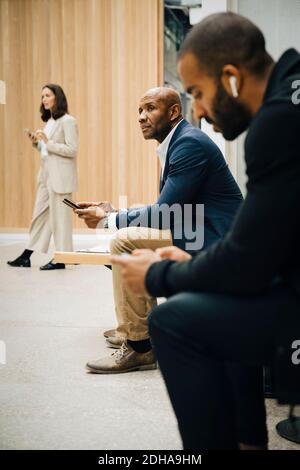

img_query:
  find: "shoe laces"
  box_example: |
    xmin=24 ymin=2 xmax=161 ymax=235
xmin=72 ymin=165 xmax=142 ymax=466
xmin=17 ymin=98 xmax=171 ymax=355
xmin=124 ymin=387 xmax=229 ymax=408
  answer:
xmin=111 ymin=342 xmax=128 ymax=360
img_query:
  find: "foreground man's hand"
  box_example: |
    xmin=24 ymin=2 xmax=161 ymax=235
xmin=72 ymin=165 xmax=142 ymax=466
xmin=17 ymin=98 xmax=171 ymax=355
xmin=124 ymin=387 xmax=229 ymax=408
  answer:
xmin=110 ymin=250 xmax=161 ymax=295
xmin=156 ymin=246 xmax=192 ymax=262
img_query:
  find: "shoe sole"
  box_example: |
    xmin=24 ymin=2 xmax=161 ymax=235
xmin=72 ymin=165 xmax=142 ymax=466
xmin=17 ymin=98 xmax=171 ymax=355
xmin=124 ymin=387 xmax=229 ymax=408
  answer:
xmin=7 ymin=264 xmax=31 ymax=268
xmin=106 ymin=343 xmax=121 ymax=349
xmin=85 ymin=363 xmax=157 ymax=374
xmin=39 ymin=267 xmax=65 ymax=270
xmin=105 ymin=338 xmax=124 ymax=349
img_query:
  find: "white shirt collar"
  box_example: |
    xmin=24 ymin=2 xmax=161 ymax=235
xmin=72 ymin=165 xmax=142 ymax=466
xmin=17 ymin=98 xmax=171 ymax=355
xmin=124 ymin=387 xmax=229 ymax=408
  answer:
xmin=156 ymin=119 xmax=183 ymax=173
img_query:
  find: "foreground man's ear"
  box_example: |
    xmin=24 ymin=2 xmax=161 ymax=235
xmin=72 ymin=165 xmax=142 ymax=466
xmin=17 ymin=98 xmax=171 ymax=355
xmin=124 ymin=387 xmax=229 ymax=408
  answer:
xmin=221 ymin=65 xmax=241 ymax=98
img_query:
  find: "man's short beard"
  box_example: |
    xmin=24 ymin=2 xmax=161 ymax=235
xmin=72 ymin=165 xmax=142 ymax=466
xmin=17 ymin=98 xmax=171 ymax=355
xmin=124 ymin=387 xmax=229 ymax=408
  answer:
xmin=212 ymin=80 xmax=253 ymax=141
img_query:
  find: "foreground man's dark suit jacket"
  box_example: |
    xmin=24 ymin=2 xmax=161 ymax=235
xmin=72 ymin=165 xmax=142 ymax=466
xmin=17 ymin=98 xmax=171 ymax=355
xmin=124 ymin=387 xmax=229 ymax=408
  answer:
xmin=146 ymin=49 xmax=300 ymax=297
xmin=116 ymin=120 xmax=242 ymax=253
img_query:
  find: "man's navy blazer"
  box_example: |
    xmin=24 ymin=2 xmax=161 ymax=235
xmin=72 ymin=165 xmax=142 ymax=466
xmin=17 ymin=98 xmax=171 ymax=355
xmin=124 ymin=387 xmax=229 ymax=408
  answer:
xmin=116 ymin=120 xmax=242 ymax=253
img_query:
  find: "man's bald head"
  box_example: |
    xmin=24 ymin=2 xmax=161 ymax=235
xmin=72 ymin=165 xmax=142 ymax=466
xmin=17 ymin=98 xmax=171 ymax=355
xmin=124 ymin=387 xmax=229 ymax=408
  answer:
xmin=142 ymin=87 xmax=182 ymax=114
xmin=138 ymin=87 xmax=183 ymax=143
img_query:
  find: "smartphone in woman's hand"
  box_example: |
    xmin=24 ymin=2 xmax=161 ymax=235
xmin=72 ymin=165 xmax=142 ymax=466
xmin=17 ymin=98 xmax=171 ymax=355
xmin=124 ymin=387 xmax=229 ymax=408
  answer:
xmin=24 ymin=128 xmax=37 ymax=143
xmin=24 ymin=128 xmax=33 ymax=137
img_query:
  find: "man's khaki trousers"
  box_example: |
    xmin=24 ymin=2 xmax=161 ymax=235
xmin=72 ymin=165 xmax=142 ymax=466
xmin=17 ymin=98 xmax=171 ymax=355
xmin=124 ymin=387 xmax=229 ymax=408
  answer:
xmin=110 ymin=227 xmax=172 ymax=341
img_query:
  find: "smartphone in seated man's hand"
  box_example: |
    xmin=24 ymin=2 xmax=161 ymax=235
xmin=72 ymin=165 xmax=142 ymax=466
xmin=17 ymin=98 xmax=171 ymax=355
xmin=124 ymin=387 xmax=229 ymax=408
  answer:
xmin=62 ymin=198 xmax=81 ymax=210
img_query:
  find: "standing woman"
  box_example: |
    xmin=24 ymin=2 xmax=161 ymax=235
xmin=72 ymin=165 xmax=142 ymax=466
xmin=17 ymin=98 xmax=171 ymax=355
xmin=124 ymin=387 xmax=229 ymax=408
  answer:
xmin=8 ymin=84 xmax=78 ymax=270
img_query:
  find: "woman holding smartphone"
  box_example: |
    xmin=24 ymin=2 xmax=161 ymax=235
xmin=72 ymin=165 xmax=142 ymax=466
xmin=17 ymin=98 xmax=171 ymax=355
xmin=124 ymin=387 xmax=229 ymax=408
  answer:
xmin=7 ymin=84 xmax=78 ymax=270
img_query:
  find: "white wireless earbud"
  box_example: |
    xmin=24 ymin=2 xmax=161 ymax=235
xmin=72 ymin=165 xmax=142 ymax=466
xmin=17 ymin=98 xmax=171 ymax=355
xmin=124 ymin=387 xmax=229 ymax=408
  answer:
xmin=229 ymin=76 xmax=239 ymax=98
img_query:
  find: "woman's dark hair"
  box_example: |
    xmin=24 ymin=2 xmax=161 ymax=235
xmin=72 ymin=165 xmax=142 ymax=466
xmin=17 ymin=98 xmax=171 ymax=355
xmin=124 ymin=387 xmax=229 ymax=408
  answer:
xmin=40 ymin=83 xmax=69 ymax=121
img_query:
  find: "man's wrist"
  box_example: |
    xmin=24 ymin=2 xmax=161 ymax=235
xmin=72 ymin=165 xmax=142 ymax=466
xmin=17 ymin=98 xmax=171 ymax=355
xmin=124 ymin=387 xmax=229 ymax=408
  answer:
xmin=145 ymin=259 xmax=175 ymax=298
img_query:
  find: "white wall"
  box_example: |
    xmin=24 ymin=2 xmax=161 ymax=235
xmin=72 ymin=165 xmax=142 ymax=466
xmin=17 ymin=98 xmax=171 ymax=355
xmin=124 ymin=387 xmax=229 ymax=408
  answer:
xmin=232 ymin=0 xmax=300 ymax=194
xmin=189 ymin=0 xmax=228 ymax=25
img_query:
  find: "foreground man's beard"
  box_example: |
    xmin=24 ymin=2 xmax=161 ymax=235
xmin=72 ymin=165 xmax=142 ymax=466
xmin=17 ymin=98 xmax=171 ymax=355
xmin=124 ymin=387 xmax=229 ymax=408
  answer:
xmin=211 ymin=81 xmax=253 ymax=141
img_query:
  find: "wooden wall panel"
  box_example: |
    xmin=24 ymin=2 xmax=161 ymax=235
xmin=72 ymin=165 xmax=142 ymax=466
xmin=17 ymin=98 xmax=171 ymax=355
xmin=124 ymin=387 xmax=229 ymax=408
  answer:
xmin=0 ymin=0 xmax=163 ymax=229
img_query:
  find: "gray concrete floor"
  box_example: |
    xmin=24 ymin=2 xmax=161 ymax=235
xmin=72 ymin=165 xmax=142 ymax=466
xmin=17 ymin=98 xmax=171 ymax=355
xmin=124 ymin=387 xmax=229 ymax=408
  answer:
xmin=0 ymin=240 xmax=299 ymax=450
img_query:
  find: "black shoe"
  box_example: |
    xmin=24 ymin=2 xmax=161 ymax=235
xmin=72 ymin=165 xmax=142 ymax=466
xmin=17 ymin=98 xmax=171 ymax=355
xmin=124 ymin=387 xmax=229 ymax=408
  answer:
xmin=7 ymin=257 xmax=31 ymax=268
xmin=40 ymin=260 xmax=65 ymax=271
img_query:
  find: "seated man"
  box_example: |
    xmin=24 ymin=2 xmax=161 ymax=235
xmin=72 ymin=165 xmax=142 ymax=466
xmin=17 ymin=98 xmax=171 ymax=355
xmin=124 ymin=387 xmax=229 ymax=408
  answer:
xmin=112 ymin=14 xmax=300 ymax=448
xmin=76 ymin=86 xmax=242 ymax=373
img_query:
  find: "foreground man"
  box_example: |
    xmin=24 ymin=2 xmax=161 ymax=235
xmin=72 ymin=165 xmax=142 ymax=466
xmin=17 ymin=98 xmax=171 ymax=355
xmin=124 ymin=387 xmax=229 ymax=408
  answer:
xmin=78 ymin=87 xmax=242 ymax=373
xmin=112 ymin=13 xmax=300 ymax=449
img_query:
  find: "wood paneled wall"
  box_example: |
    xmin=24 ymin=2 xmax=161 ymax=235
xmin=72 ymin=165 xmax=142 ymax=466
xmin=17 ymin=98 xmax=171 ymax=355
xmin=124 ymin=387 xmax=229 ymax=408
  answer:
xmin=0 ymin=0 xmax=163 ymax=229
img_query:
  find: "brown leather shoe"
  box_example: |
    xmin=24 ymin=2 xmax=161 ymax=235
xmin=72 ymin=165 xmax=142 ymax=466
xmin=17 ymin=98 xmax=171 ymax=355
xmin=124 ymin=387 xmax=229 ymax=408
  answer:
xmin=86 ymin=343 xmax=157 ymax=374
xmin=106 ymin=336 xmax=124 ymax=349
xmin=103 ymin=329 xmax=116 ymax=338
